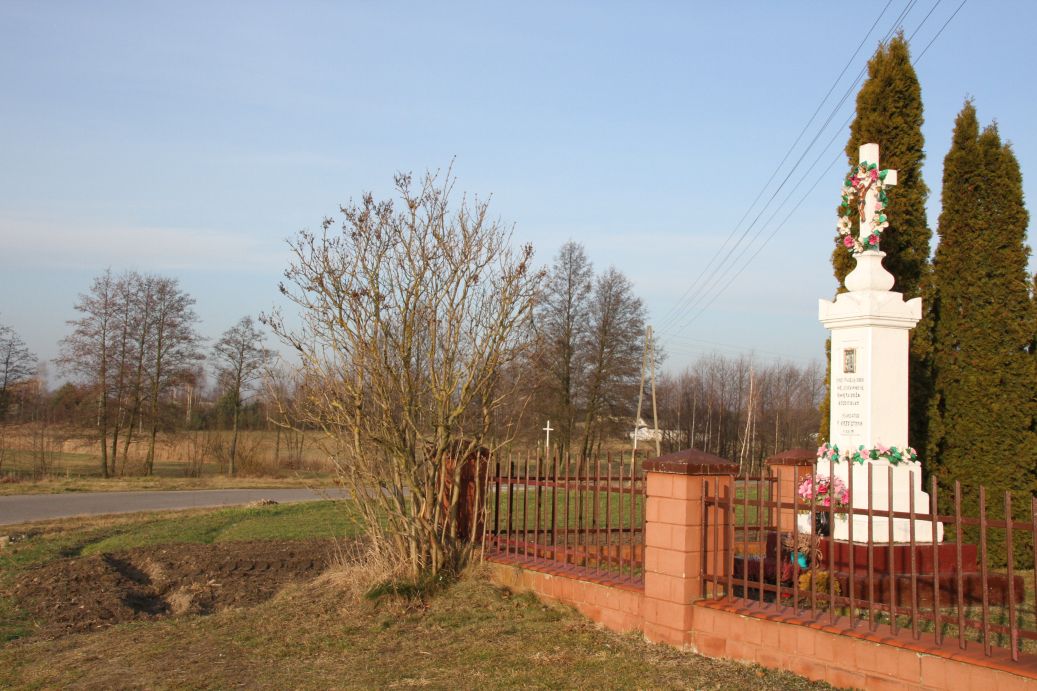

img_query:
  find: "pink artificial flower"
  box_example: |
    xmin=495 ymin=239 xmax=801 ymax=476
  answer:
xmin=870 ymin=169 xmax=879 ymax=180
xmin=876 ymin=443 xmax=889 ymax=455
xmin=868 ymin=234 xmax=879 ymax=245
xmin=843 ymin=236 xmax=854 ymax=248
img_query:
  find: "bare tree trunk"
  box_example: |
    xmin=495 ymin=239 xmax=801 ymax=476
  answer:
xmin=98 ymin=385 xmax=109 ymax=478
xmin=229 ymin=403 xmax=239 ymax=476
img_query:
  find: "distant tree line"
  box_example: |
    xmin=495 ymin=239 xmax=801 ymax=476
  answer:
xmin=655 ymin=356 xmax=825 ymax=474
xmin=525 ymin=241 xmax=649 ymax=460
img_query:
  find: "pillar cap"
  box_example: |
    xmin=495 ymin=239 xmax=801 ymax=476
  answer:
xmin=765 ymin=448 xmax=816 ymax=466
xmin=643 ymin=448 xmax=738 ymax=475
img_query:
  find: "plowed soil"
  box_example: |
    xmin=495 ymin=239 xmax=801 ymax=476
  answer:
xmin=11 ymin=539 xmax=335 ymax=636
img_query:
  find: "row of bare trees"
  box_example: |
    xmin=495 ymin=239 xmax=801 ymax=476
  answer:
xmin=529 ymin=241 xmax=648 ymax=459
xmin=655 ymin=354 xmax=825 ymax=474
xmin=57 ymin=270 xmax=204 ymax=476
xmin=51 ymin=271 xmax=271 ymax=477
xmin=0 ymin=317 xmax=38 ymax=419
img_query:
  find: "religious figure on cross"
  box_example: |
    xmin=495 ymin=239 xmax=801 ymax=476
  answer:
xmin=837 ymin=143 xmax=898 ymax=254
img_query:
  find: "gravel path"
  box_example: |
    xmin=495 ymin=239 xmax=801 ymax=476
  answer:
xmin=0 ymin=488 xmax=347 ymax=526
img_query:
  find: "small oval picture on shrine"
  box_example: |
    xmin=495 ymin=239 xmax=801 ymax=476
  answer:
xmin=843 ymin=348 xmax=857 ymax=374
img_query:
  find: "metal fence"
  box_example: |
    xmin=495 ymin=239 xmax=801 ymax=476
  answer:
xmin=485 ymin=452 xmax=646 ymax=585
xmin=705 ymin=464 xmax=1037 ymax=663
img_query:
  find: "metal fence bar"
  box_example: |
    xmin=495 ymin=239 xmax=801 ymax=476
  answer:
xmin=506 ymin=451 xmax=515 ymax=557
xmin=955 ymin=480 xmax=966 ymax=650
xmin=539 ymin=450 xmax=547 ymax=564
xmin=493 ymin=455 xmax=501 ymax=540
xmin=909 ymin=469 xmax=919 ymax=640
xmin=757 ymin=473 xmax=766 ymax=608
xmin=523 ymin=449 xmax=531 ymax=560
xmin=1005 ymin=490 xmax=1018 ymax=662
xmin=1032 ymin=494 xmax=1037 ymax=652
xmin=868 ymin=463 xmax=876 ymax=633
xmin=792 ymin=466 xmax=801 ymax=616
xmin=827 ymin=455 xmax=836 ymax=625
xmin=741 ymin=478 xmax=749 ymax=601
xmin=848 ymin=460 xmax=856 ymax=628
xmin=711 ymin=477 xmax=719 ymax=598
xmin=887 ymin=465 xmax=897 ymax=636
xmin=551 ymin=449 xmax=559 ymax=549
xmin=931 ymin=476 xmax=942 ymax=647
xmin=980 ymin=485 xmax=991 ymax=656
xmin=726 ymin=479 xmax=735 ymax=599
xmin=619 ymin=458 xmax=627 ymax=579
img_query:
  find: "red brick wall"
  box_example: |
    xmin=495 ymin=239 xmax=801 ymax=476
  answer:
xmin=485 ymin=462 xmax=1037 ymax=690
xmin=692 ymin=600 xmax=1037 ymax=690
xmin=487 ymin=558 xmax=1037 ymax=689
xmin=488 ymin=561 xmax=643 ymax=634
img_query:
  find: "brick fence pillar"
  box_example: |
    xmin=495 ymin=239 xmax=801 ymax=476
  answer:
xmin=765 ymin=448 xmax=816 ymax=534
xmin=642 ymin=448 xmax=738 ymax=647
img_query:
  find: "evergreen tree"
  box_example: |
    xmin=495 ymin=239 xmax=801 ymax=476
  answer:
xmin=928 ymin=101 xmax=1036 ymax=564
xmin=820 ymin=34 xmax=932 ymax=452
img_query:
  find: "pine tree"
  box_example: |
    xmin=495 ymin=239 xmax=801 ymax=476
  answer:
xmin=820 ymin=34 xmax=932 ymax=452
xmin=929 ymin=101 xmax=1036 ymax=565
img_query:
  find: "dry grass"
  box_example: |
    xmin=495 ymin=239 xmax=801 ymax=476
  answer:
xmin=0 ymin=426 xmax=344 ymax=494
xmin=0 ymin=568 xmax=830 ymax=690
xmin=0 ymin=505 xmax=831 ymax=690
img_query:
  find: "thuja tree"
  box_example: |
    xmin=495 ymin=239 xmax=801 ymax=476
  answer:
xmin=267 ymin=169 xmax=540 ymax=579
xmin=928 ymin=101 xmax=1036 ymax=565
xmin=821 ymin=34 xmax=932 ymax=453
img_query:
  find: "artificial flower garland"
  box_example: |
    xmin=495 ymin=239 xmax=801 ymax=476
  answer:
xmin=836 ymin=160 xmax=892 ymax=254
xmin=796 ymin=473 xmax=849 ymax=509
xmin=816 ymin=442 xmax=919 ymax=466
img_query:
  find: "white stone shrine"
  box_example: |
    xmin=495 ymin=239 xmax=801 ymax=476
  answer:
xmin=811 ymin=143 xmax=944 ymax=543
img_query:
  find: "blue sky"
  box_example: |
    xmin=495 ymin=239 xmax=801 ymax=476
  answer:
xmin=1 ymin=1 xmax=1034 ymax=379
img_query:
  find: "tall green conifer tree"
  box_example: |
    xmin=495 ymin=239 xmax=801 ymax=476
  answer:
xmin=928 ymin=102 xmax=1036 ymax=564
xmin=820 ymin=34 xmax=932 ymax=454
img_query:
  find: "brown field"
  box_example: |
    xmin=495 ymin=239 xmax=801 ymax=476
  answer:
xmin=0 ymin=426 xmax=339 ymax=494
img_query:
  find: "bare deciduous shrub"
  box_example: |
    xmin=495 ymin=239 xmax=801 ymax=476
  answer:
xmin=267 ymin=168 xmax=541 ymax=579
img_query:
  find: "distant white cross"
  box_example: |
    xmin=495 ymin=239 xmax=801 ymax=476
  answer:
xmin=858 ymin=143 xmax=898 ymax=244
xmin=542 ymin=420 xmax=553 ymax=457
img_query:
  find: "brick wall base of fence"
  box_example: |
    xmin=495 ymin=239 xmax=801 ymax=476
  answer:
xmin=486 ymin=556 xmax=1037 ymax=690
xmin=487 ymin=558 xmax=643 ymax=634
xmin=692 ymin=599 xmax=1037 ymax=690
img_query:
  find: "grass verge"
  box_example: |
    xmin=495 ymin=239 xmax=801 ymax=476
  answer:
xmin=0 ymin=503 xmax=830 ymax=689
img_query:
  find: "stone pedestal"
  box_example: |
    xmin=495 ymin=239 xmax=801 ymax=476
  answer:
xmin=818 ymin=251 xmax=943 ymax=543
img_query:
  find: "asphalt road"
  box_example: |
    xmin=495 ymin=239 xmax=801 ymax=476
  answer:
xmin=0 ymin=488 xmax=348 ymax=527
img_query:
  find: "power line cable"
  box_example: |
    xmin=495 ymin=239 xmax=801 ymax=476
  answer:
xmin=908 ymin=0 xmax=942 ymax=42
xmin=914 ymin=0 xmax=966 ymax=63
xmin=660 ymin=0 xmax=964 ymax=343
xmin=654 ymin=0 xmax=896 ymax=332
xmin=660 ymin=1 xmax=945 ymax=337
xmin=658 ymin=1 xmax=918 ymax=335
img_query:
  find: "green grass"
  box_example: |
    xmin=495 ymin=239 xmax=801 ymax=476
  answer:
xmin=80 ymin=501 xmax=361 ymax=554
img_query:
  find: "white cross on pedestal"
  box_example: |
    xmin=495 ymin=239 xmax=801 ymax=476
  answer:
xmin=857 ymin=143 xmax=898 ymax=246
xmin=542 ymin=420 xmax=553 ymax=457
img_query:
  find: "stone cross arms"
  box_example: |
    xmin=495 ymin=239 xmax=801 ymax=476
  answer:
xmin=858 ymin=143 xmax=897 ymax=245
